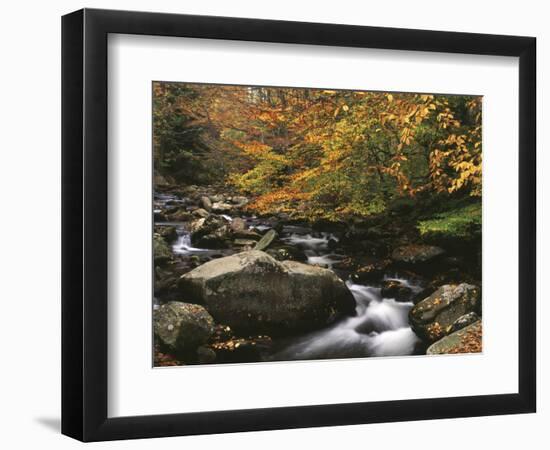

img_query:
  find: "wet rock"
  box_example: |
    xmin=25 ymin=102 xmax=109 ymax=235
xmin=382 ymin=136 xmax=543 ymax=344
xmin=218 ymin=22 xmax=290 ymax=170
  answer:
xmin=212 ymin=202 xmax=233 ymax=213
xmin=234 ymin=239 xmax=257 ymax=248
xmin=230 ymin=217 xmax=247 ymax=232
xmin=193 ymin=208 xmax=210 ymax=218
xmin=178 ymin=250 xmax=356 ymax=334
xmin=409 ymin=283 xmax=480 ymax=342
xmin=391 ymin=244 xmax=445 ymax=265
xmin=342 ymin=223 xmax=393 ymax=243
xmin=351 ymin=259 xmax=391 ymax=282
xmin=447 ymin=312 xmax=480 ymax=334
xmin=155 ymin=225 xmax=178 ymax=243
xmin=381 ymin=279 xmax=413 ymax=302
xmin=231 ymin=196 xmax=249 ymax=207
xmin=154 ymin=234 xmax=172 ymax=266
xmin=196 ymin=346 xmax=217 ymax=364
xmin=165 ymin=199 xmax=184 ymax=207
xmin=168 ymin=208 xmax=194 ymax=222
xmin=210 ymin=194 xmax=224 ymax=203
xmin=427 ymin=320 xmax=482 ymax=355
xmin=200 ymin=196 xmax=212 ymax=211
xmin=154 ymin=266 xmax=179 ymax=297
xmin=154 ymin=172 xmax=171 ymax=188
xmin=254 ymin=229 xmax=278 ymax=251
xmin=266 ymin=245 xmax=307 ymax=262
xmin=233 ymin=229 xmax=261 ymax=241
xmin=154 ymin=302 xmax=215 ymax=355
xmin=198 ymin=234 xmax=231 ymax=249
xmin=411 ymin=271 xmax=476 ymax=304
xmin=190 ymin=215 xmax=231 ymax=249
xmin=184 ymin=185 xmax=198 ymax=194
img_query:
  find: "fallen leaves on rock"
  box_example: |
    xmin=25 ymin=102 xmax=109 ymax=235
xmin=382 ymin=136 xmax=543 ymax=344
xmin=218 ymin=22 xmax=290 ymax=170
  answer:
xmin=447 ymin=322 xmax=482 ymax=354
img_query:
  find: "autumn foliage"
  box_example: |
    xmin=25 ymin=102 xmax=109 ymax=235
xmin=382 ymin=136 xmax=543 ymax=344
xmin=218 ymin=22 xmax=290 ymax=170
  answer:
xmin=153 ymin=82 xmax=481 ymax=221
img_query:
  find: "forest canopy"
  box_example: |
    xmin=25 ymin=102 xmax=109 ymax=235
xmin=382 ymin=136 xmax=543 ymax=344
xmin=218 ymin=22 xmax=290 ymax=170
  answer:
xmin=153 ymin=82 xmax=481 ymax=222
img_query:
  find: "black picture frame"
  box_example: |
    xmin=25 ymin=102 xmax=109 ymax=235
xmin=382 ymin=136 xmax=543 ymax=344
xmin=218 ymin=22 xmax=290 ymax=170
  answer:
xmin=62 ymin=8 xmax=536 ymax=442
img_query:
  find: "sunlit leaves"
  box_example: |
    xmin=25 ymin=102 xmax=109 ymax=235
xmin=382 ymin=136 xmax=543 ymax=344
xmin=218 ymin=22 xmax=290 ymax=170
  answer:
xmin=154 ymin=83 xmax=482 ymax=220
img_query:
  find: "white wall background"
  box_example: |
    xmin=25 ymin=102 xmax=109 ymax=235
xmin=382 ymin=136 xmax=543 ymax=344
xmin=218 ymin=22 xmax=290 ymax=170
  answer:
xmin=0 ymin=0 xmax=546 ymax=448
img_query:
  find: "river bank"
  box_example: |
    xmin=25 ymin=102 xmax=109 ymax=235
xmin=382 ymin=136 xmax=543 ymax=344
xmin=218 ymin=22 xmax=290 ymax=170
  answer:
xmin=153 ymin=183 xmax=482 ymax=366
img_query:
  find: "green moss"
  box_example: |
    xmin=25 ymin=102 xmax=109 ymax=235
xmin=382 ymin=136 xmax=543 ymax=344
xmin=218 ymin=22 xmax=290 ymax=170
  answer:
xmin=154 ymin=234 xmax=173 ymax=265
xmin=417 ymin=203 xmax=481 ymax=240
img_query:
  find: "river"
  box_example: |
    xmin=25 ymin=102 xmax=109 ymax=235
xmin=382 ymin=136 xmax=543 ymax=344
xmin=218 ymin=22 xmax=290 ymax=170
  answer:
xmin=155 ymin=191 xmax=423 ymax=361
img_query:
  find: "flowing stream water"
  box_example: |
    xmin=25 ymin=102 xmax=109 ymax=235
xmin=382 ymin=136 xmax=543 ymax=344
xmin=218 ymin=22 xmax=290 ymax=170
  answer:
xmin=156 ymin=192 xmax=422 ymax=360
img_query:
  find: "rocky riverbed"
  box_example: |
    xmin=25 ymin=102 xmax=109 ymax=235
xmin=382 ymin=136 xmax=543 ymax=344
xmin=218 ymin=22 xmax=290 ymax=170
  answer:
xmin=153 ymin=184 xmax=482 ymax=366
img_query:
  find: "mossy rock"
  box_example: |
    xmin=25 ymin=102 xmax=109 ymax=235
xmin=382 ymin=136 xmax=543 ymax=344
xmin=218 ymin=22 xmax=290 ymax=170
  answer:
xmin=154 ymin=234 xmax=173 ymax=265
xmin=155 ymin=225 xmax=178 ymax=243
xmin=427 ymin=320 xmax=482 ymax=355
xmin=417 ymin=203 xmax=481 ymax=246
xmin=154 ymin=302 xmax=215 ymax=355
xmin=409 ymin=283 xmax=480 ymax=342
xmin=178 ymin=250 xmax=356 ymax=335
xmin=391 ymin=244 xmax=445 ymax=265
xmin=254 ymin=229 xmax=278 ymax=251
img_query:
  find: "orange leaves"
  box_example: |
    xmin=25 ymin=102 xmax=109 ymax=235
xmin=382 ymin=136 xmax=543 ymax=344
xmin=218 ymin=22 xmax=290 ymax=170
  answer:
xmin=249 ymin=187 xmax=313 ymax=214
xmin=232 ymin=140 xmax=272 ymax=157
xmin=156 ymin=82 xmax=483 ymax=220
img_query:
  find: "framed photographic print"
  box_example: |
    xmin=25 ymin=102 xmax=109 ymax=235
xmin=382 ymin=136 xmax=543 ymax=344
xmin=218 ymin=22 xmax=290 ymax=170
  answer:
xmin=62 ymin=8 xmax=536 ymax=441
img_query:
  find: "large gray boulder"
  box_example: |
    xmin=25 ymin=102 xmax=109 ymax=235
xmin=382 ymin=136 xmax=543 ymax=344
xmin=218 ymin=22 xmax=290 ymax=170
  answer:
xmin=409 ymin=283 xmax=480 ymax=342
xmin=154 ymin=302 xmax=215 ymax=354
xmin=178 ymin=250 xmax=356 ymax=334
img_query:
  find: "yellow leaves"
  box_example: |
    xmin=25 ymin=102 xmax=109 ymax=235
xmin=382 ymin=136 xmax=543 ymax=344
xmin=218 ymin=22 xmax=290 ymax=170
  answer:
xmin=182 ymin=83 xmax=484 ymax=216
xmin=248 ymin=187 xmax=313 ymax=214
xmin=232 ymin=140 xmax=272 ymax=157
xmin=399 ymin=127 xmax=414 ymax=146
xmin=380 ymin=113 xmax=397 ymax=125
